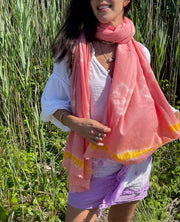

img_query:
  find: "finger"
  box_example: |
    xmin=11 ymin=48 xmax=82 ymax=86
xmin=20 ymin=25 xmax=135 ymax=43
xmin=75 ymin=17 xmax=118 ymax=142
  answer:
xmin=96 ymin=142 xmax=105 ymax=146
xmin=96 ymin=125 xmax=111 ymax=133
xmin=97 ymin=132 xmax=107 ymax=138
xmin=87 ymin=135 xmax=105 ymax=146
xmin=89 ymin=134 xmax=104 ymax=146
xmin=90 ymin=131 xmax=105 ymax=138
xmin=91 ymin=140 xmax=105 ymax=147
xmin=89 ymin=124 xmax=111 ymax=135
xmin=89 ymin=129 xmax=95 ymax=135
xmin=89 ymin=130 xmax=104 ymax=138
xmin=94 ymin=136 xmax=103 ymax=142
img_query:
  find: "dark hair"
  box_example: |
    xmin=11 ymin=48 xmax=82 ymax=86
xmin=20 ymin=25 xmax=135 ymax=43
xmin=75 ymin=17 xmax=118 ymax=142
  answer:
xmin=124 ymin=1 xmax=132 ymax=16
xmin=52 ymin=0 xmax=132 ymax=69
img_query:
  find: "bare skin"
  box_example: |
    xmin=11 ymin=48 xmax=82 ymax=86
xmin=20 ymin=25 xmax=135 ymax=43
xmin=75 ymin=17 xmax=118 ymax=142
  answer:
xmin=53 ymin=1 xmax=180 ymax=221
xmin=53 ymin=39 xmax=117 ymax=146
xmin=108 ymin=201 xmax=138 ymax=222
xmin=65 ymin=205 xmax=98 ymax=222
xmin=93 ymin=40 xmax=116 ymax=77
xmin=53 ymin=3 xmax=139 ymax=219
xmin=56 ymin=78 xmax=180 ymax=222
xmin=90 ymin=0 xmax=130 ymax=27
xmin=65 ymin=201 xmax=138 ymax=222
xmin=53 ymin=109 xmax=111 ymax=146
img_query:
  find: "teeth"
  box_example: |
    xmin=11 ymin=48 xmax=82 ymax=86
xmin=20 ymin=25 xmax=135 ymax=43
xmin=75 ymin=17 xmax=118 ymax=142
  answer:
xmin=98 ymin=5 xmax=110 ymax=10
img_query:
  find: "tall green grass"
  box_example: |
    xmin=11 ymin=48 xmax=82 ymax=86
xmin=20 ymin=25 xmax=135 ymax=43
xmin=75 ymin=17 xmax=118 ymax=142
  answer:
xmin=131 ymin=0 xmax=180 ymax=106
xmin=0 ymin=0 xmax=68 ymax=221
xmin=0 ymin=0 xmax=179 ymax=221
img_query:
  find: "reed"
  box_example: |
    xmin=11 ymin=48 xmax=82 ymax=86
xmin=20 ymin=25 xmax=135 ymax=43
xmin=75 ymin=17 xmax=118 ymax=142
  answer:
xmin=0 ymin=0 xmax=179 ymax=221
xmin=131 ymin=0 xmax=180 ymax=106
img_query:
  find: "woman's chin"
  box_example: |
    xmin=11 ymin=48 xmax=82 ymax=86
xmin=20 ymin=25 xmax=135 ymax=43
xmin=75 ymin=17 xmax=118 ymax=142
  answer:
xmin=97 ymin=17 xmax=123 ymax=27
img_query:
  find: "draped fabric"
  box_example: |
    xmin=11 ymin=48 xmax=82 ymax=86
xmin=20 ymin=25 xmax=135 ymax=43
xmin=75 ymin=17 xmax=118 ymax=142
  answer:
xmin=62 ymin=17 xmax=180 ymax=192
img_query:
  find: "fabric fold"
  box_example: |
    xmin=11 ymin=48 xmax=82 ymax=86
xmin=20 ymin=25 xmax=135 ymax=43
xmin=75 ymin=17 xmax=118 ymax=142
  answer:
xmin=62 ymin=17 xmax=180 ymax=192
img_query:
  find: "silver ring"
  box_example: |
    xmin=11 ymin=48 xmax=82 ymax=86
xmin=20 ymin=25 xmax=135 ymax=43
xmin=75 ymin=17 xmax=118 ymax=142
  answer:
xmin=98 ymin=133 xmax=102 ymax=137
xmin=95 ymin=136 xmax=99 ymax=141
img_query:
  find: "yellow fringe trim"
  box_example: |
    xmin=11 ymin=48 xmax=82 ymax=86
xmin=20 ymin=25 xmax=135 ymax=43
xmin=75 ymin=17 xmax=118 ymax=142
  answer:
xmin=169 ymin=122 xmax=180 ymax=138
xmin=89 ymin=141 xmax=166 ymax=161
xmin=63 ymin=123 xmax=180 ymax=168
xmin=89 ymin=122 xmax=180 ymax=161
xmin=63 ymin=151 xmax=92 ymax=175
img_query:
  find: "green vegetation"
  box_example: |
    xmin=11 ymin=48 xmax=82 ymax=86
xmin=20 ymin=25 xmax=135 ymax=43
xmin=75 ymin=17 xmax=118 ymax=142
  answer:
xmin=0 ymin=0 xmax=179 ymax=221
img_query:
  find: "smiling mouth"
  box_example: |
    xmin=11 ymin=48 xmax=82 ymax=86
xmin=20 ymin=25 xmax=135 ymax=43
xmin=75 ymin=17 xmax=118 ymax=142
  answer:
xmin=98 ymin=5 xmax=111 ymax=10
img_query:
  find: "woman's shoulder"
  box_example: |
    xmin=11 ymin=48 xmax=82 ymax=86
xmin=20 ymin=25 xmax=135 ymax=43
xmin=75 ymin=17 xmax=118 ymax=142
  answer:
xmin=52 ymin=56 xmax=71 ymax=83
xmin=138 ymin=42 xmax=151 ymax=63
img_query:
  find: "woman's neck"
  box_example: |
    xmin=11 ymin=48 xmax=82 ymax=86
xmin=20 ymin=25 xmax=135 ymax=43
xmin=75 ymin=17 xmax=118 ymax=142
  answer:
xmin=92 ymin=40 xmax=116 ymax=77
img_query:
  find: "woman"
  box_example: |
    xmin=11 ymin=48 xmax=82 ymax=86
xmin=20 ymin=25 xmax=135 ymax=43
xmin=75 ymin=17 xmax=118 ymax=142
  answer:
xmin=41 ymin=0 xmax=180 ymax=221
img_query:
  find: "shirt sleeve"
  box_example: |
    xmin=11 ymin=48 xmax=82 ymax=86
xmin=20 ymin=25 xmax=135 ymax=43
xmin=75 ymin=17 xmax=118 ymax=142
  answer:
xmin=41 ymin=59 xmax=71 ymax=131
xmin=139 ymin=42 xmax=151 ymax=64
xmin=169 ymin=105 xmax=178 ymax=113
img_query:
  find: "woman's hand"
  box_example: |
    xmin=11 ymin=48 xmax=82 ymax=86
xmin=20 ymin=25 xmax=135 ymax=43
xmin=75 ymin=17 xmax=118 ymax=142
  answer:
xmin=70 ymin=118 xmax=111 ymax=146
xmin=53 ymin=109 xmax=111 ymax=146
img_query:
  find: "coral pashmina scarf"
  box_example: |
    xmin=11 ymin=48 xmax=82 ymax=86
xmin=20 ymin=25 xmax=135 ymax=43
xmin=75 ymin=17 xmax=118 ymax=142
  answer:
xmin=62 ymin=17 xmax=180 ymax=192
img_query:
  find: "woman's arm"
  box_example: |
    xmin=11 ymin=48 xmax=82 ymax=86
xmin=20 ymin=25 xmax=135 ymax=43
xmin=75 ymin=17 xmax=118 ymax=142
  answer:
xmin=53 ymin=109 xmax=111 ymax=146
xmin=42 ymin=59 xmax=111 ymax=142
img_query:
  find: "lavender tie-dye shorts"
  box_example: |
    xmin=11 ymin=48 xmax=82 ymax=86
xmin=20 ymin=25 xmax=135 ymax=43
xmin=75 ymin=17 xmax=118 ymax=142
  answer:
xmin=68 ymin=156 xmax=152 ymax=215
